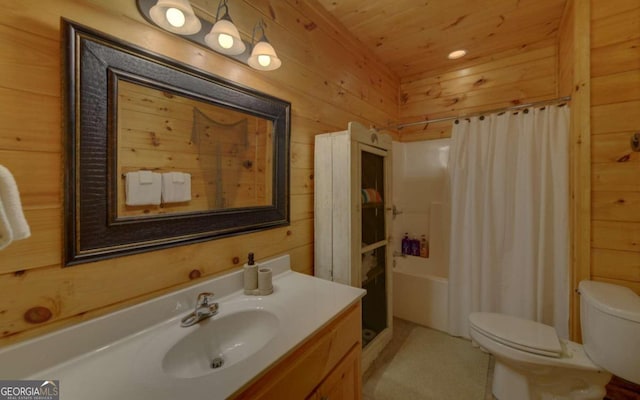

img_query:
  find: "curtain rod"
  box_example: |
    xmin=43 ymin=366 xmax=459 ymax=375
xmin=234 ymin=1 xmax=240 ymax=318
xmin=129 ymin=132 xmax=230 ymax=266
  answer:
xmin=394 ymin=96 xmax=571 ymax=130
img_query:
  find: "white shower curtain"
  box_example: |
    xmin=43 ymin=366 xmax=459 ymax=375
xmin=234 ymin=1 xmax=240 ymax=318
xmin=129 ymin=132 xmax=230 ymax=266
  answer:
xmin=448 ymin=105 xmax=570 ymax=339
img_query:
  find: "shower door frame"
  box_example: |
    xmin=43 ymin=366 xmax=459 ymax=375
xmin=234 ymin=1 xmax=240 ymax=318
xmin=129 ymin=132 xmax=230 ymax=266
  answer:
xmin=350 ymin=132 xmax=393 ymax=374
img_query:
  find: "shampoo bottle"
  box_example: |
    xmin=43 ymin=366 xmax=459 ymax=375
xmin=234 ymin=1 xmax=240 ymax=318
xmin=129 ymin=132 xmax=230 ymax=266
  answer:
xmin=420 ymin=235 xmax=429 ymax=258
xmin=411 ymin=237 xmax=420 ymax=256
xmin=401 ymin=232 xmax=410 ymax=255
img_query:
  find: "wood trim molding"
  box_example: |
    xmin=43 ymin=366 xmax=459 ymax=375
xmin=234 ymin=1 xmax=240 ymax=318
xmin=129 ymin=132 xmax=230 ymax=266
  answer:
xmin=605 ymin=376 xmax=640 ymax=400
xmin=568 ymin=0 xmax=591 ymax=341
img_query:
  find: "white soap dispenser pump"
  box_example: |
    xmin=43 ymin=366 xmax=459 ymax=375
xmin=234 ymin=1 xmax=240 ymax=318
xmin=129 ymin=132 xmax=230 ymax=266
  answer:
xmin=243 ymin=252 xmax=258 ymax=294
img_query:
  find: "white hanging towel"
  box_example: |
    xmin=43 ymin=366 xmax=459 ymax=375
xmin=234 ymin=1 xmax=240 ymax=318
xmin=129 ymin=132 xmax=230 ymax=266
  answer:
xmin=0 ymin=199 xmax=14 ymax=250
xmin=161 ymin=172 xmax=191 ymax=203
xmin=125 ymin=170 xmax=162 ymax=206
xmin=0 ymin=165 xmax=31 ymax=250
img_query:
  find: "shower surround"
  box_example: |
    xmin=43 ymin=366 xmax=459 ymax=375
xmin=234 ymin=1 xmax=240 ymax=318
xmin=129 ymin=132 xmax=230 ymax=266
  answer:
xmin=392 ymin=139 xmax=450 ymax=332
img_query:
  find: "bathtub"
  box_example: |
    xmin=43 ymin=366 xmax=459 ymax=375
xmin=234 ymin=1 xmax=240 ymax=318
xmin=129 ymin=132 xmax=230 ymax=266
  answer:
xmin=393 ymin=255 xmax=448 ymax=332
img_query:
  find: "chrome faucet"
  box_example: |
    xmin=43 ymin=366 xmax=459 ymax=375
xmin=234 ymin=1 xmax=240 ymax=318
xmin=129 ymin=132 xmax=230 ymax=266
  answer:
xmin=181 ymin=292 xmax=219 ymax=327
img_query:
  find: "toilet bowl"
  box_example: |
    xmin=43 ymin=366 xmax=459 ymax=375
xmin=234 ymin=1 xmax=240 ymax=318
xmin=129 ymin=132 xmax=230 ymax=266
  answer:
xmin=469 ymin=280 xmax=640 ymax=400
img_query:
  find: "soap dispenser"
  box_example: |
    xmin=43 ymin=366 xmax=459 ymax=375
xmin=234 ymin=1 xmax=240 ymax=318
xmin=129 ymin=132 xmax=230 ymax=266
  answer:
xmin=243 ymin=252 xmax=258 ymax=294
xmin=243 ymin=252 xmax=273 ymax=295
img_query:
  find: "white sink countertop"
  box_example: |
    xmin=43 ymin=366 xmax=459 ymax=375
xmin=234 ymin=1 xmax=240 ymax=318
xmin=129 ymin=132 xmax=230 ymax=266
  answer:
xmin=0 ymin=255 xmax=365 ymax=399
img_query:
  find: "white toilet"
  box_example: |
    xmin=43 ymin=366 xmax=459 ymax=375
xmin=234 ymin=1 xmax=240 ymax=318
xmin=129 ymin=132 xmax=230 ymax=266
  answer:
xmin=469 ymin=280 xmax=640 ymax=400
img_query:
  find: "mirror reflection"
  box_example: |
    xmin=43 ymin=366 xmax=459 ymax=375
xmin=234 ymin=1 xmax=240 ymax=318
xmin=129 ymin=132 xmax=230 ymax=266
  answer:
xmin=63 ymin=21 xmax=289 ymax=266
xmin=116 ymin=80 xmax=273 ymax=219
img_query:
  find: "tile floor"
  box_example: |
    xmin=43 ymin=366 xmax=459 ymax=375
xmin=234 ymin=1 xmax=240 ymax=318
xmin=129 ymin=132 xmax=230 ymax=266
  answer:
xmin=363 ymin=318 xmax=495 ymax=400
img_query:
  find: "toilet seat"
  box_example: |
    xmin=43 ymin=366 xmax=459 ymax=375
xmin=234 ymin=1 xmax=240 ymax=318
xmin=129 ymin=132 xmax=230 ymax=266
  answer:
xmin=469 ymin=312 xmax=563 ymax=358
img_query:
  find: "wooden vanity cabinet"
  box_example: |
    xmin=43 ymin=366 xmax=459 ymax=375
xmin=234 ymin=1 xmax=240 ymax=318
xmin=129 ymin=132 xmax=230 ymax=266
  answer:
xmin=308 ymin=344 xmax=360 ymax=400
xmin=231 ymin=303 xmax=362 ymax=400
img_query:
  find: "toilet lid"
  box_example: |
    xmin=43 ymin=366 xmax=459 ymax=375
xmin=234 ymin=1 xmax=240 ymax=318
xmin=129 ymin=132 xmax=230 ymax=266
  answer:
xmin=469 ymin=312 xmax=563 ymax=358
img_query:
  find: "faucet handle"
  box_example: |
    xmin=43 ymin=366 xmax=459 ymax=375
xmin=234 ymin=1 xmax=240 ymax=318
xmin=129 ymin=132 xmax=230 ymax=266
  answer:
xmin=181 ymin=292 xmax=218 ymax=327
xmin=196 ymin=292 xmax=215 ymax=306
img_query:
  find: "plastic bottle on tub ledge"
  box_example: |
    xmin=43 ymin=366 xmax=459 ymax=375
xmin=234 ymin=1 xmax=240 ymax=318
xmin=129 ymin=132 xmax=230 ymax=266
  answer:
xmin=401 ymin=232 xmax=410 ymax=255
xmin=420 ymin=235 xmax=429 ymax=258
xmin=410 ymin=237 xmax=420 ymax=256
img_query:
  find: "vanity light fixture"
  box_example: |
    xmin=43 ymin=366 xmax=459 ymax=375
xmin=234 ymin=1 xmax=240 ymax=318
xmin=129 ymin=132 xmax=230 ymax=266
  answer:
xmin=204 ymin=0 xmax=246 ymax=55
xmin=138 ymin=0 xmax=282 ymax=71
xmin=149 ymin=0 xmax=201 ymax=35
xmin=248 ymin=20 xmax=281 ymax=71
xmin=447 ymin=49 xmax=467 ymax=60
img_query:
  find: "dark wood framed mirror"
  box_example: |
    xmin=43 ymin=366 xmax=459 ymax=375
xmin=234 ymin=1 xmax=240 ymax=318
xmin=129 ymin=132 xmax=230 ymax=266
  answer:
xmin=63 ymin=20 xmax=290 ymax=266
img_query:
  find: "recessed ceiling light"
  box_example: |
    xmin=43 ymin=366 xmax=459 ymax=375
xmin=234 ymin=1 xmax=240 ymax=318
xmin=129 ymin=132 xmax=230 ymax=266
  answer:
xmin=448 ymin=49 xmax=467 ymax=60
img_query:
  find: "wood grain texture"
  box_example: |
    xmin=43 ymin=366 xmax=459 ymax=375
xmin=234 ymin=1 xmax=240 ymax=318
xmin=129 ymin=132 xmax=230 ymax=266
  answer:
xmin=590 ymin=0 xmax=640 ymax=296
xmin=0 ymin=88 xmax=61 ymax=154
xmin=593 ymin=163 xmax=640 ymax=192
xmin=591 ymin=38 xmax=640 ymax=78
xmin=559 ymin=0 xmax=581 ymax=341
xmin=315 ymin=0 xmax=566 ymax=79
xmin=591 ymin=70 xmax=640 ymax=106
xmin=558 ymin=0 xmax=575 ymax=97
xmin=0 ymin=0 xmax=396 ymax=344
xmin=592 ymin=220 xmax=640 ymax=252
xmin=592 ymin=248 xmax=640 ymax=283
xmin=593 ymin=192 xmax=640 ymax=223
xmin=605 ymin=375 xmax=640 ymax=400
xmin=398 ymin=42 xmax=558 ymax=141
xmin=592 ymin=132 xmax=640 ymax=164
xmin=311 ymin=344 xmax=361 ymax=400
xmin=592 ymin=101 xmax=640 ymax=135
xmin=0 ymin=208 xmax=61 ymax=275
xmin=116 ymin=81 xmax=270 ymax=216
xmin=0 ymin=150 xmax=61 ymax=209
xmin=591 ymin=5 xmax=640 ymax=49
xmin=0 ymin=24 xmax=59 ymax=97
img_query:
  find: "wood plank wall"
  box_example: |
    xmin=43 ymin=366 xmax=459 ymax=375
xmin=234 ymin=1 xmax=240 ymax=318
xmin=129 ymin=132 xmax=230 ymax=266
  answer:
xmin=590 ymin=0 xmax=640 ymax=293
xmin=0 ymin=0 xmax=398 ymax=345
xmin=397 ymin=39 xmax=559 ymax=141
xmin=558 ymin=0 xmax=575 ymax=98
xmin=116 ymin=82 xmax=271 ymax=216
xmin=558 ymin=0 xmax=591 ymax=342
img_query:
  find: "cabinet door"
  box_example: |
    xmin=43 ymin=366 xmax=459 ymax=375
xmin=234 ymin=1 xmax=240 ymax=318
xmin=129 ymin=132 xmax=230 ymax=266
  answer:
xmin=309 ymin=345 xmax=361 ymax=400
xmin=358 ymin=144 xmax=389 ymax=348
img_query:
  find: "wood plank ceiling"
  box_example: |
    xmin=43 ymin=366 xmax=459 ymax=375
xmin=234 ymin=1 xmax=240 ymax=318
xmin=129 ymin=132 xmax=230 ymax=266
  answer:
xmin=315 ymin=0 xmax=568 ymax=80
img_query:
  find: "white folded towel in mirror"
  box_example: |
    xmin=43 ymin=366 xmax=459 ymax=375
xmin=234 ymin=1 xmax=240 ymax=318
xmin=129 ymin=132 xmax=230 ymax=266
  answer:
xmin=171 ymin=172 xmax=185 ymax=183
xmin=125 ymin=170 xmax=162 ymax=206
xmin=138 ymin=170 xmax=154 ymax=184
xmin=162 ymin=172 xmax=191 ymax=203
xmin=0 ymin=164 xmax=31 ymax=250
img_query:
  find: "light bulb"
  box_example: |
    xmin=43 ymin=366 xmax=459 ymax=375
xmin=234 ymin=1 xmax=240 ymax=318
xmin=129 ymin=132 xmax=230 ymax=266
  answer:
xmin=217 ymin=33 xmax=234 ymax=49
xmin=165 ymin=7 xmax=186 ymax=28
xmin=447 ymin=49 xmax=467 ymax=60
xmin=258 ymin=55 xmax=271 ymax=67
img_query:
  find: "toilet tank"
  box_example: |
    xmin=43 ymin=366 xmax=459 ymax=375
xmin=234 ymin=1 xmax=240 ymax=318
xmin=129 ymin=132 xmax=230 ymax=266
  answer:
xmin=579 ymin=280 xmax=640 ymax=384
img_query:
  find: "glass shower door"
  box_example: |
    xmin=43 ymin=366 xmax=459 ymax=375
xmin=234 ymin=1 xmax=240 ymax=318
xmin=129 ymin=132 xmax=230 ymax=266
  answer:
xmin=360 ymin=146 xmax=388 ymax=348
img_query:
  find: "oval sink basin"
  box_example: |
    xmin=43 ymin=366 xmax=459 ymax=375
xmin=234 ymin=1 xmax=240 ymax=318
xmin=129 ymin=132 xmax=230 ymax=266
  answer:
xmin=162 ymin=309 xmax=279 ymax=378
